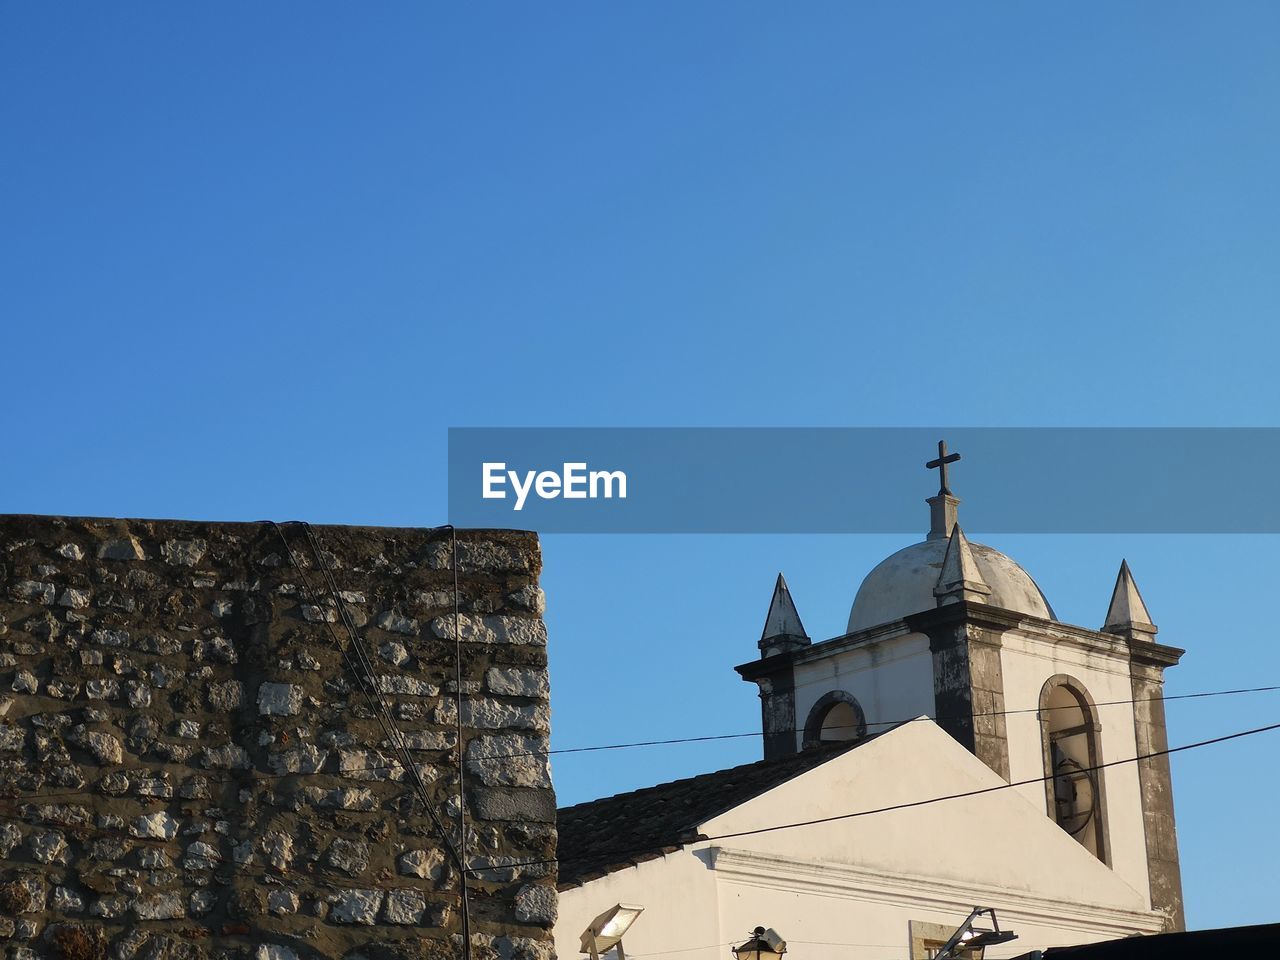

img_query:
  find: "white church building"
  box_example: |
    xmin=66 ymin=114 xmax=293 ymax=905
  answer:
xmin=553 ymin=450 xmax=1185 ymax=960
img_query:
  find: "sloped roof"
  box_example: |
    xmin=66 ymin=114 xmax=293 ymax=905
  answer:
xmin=1043 ymin=922 xmax=1280 ymax=958
xmin=556 ymin=739 xmax=871 ymax=889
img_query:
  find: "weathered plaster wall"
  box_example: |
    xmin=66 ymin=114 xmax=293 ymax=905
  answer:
xmin=0 ymin=515 xmax=557 ymax=960
xmin=789 ymin=633 xmax=934 ymax=752
xmin=555 ymin=723 xmax=1165 ymax=960
xmin=999 ymin=629 xmax=1151 ymax=913
xmin=555 ymin=855 xmax=719 ymax=960
xmin=1129 ymin=660 xmax=1184 ymax=930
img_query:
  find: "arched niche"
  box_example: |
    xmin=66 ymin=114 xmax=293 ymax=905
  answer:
xmin=1039 ymin=674 xmax=1109 ymax=863
xmin=803 ymin=690 xmax=867 ymax=747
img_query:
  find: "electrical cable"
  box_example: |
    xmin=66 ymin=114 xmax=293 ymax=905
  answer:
xmin=6 ymin=682 xmax=1278 ymax=803
xmin=530 ymin=684 xmax=1280 ymax=762
xmin=2 ymin=711 xmax=1273 ymax=954
xmin=468 ymin=716 xmax=1280 ymax=875
xmin=6 ymin=523 xmax=1271 ymax=956
xmin=266 ymin=521 xmax=473 ymax=959
xmin=447 ymin=524 xmax=474 ymax=959
xmin=293 ymin=521 xmax=474 ymax=959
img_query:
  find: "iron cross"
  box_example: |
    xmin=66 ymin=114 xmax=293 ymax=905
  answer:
xmin=926 ymin=439 xmax=961 ymax=496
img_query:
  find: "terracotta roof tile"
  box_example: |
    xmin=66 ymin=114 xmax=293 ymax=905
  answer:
xmin=556 ymin=739 xmax=871 ymax=889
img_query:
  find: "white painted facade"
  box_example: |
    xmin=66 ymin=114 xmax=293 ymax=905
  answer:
xmin=998 ymin=625 xmax=1150 ymax=900
xmin=556 ymin=510 xmax=1184 ymax=959
xmin=783 ymin=617 xmax=1154 ymax=909
xmin=791 ymin=627 xmax=934 ymax=748
xmin=556 ymin=722 xmax=1165 ymax=960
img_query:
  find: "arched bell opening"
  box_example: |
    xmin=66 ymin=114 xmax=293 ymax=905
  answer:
xmin=1039 ymin=674 xmax=1109 ymax=863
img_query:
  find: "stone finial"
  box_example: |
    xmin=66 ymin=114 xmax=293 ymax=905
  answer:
xmin=926 ymin=493 xmax=961 ymax=540
xmin=933 ymin=524 xmax=992 ymax=606
xmin=759 ymin=573 xmax=810 ymax=655
xmin=1102 ymin=559 xmax=1157 ymax=639
xmin=925 ymin=440 xmax=962 ymax=540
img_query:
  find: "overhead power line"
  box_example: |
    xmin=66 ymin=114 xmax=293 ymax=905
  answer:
xmin=495 ymin=683 xmax=1280 ymax=762
xmin=6 ymin=683 xmax=1279 ymax=805
xmin=468 ymin=716 xmax=1280 ymax=875
xmin=267 ymin=521 xmax=474 ymax=960
xmin=3 ymin=716 xmax=1276 ymax=929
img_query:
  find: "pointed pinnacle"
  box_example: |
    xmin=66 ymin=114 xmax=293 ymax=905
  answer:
xmin=934 ymin=525 xmax=992 ymax=605
xmin=1103 ymin=559 xmax=1157 ymax=636
xmin=761 ymin=572 xmax=809 ymax=645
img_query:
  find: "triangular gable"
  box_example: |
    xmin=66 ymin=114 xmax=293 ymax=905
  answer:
xmin=556 ymin=739 xmax=867 ymax=887
xmin=699 ymin=719 xmax=1149 ymax=912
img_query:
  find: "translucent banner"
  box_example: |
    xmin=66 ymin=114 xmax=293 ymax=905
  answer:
xmin=447 ymin=428 xmax=1280 ymax=533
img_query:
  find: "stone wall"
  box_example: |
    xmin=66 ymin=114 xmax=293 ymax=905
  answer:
xmin=0 ymin=515 xmax=557 ymax=960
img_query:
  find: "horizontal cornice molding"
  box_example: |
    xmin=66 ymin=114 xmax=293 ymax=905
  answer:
xmin=736 ymin=622 xmax=913 ymax=680
xmin=736 ymin=608 xmax=1185 ymax=681
xmin=707 ymin=846 xmax=1166 ymax=939
xmin=1127 ymin=637 xmax=1185 ymax=668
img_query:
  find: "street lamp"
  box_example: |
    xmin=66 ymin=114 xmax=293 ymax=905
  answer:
xmin=580 ymin=903 xmax=645 ymax=960
xmin=934 ymin=907 xmax=1017 ymax=959
xmin=731 ymin=927 xmax=787 ymax=960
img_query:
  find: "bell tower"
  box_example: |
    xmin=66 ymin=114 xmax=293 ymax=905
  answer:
xmin=736 ymin=442 xmax=1187 ymax=930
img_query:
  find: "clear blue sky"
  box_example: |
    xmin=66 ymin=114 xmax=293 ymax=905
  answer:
xmin=3 ymin=2 xmax=1279 ymax=934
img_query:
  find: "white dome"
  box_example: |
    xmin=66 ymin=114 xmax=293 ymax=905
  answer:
xmin=847 ymin=537 xmax=1055 ymax=633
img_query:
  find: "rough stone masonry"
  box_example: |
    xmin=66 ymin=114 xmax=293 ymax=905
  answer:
xmin=0 ymin=515 xmax=557 ymax=960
